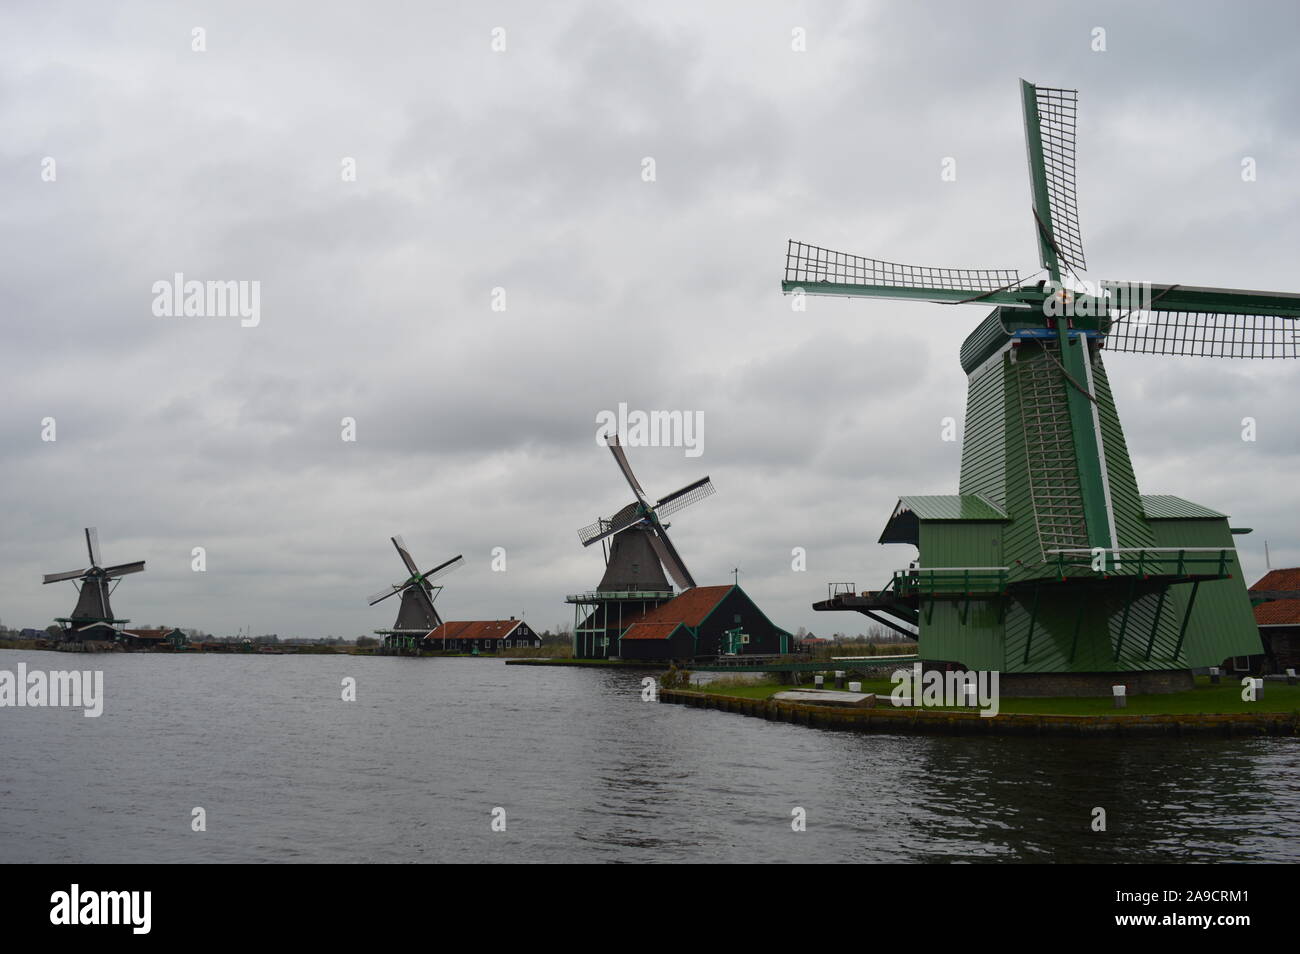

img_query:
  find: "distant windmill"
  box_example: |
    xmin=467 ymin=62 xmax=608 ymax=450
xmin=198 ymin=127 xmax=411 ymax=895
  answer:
xmin=367 ymin=536 xmax=464 ymax=635
xmin=43 ymin=527 xmax=145 ymax=635
xmin=578 ymin=437 xmax=715 ymax=592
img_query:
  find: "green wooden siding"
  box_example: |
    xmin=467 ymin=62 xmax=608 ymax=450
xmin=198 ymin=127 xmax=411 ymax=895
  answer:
xmin=917 ymin=522 xmax=1003 ymax=568
xmin=915 ymin=522 xmax=1005 ymax=669
xmin=958 ymin=350 xmax=1007 ymax=508
xmin=1089 ymin=353 xmax=1154 ymax=551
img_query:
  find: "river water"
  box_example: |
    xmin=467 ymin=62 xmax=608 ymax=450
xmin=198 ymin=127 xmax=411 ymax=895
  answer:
xmin=1 ymin=650 xmax=1296 ymax=863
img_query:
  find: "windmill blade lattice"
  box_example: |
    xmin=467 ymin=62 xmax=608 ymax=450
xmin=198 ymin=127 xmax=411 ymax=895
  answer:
xmin=578 ymin=502 xmax=643 ymax=547
xmin=784 ymin=241 xmax=1024 ymax=302
xmin=608 ymin=438 xmax=649 ymax=501
xmin=391 ymin=535 xmax=421 ymax=576
xmin=367 ymin=583 xmax=404 ymax=606
xmin=1106 ymin=310 xmax=1299 ymax=359
xmin=102 ymin=561 xmax=146 ymax=577
xmin=419 ymin=554 xmax=465 ymax=584
xmin=1023 ymin=83 xmax=1086 ymax=274
xmin=654 ymin=476 xmax=716 ymax=520
xmin=44 ymin=567 xmax=89 ymax=584
xmin=1103 ymin=283 xmax=1300 ymax=358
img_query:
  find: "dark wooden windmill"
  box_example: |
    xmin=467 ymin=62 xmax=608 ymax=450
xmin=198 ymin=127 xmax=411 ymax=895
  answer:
xmin=567 ymin=437 xmax=715 ymax=658
xmin=368 ymin=535 xmax=463 ymax=650
xmin=43 ymin=527 xmax=145 ymax=639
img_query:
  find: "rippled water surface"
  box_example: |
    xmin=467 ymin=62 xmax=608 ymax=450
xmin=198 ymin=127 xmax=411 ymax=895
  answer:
xmin=1 ymin=650 xmax=1296 ymax=863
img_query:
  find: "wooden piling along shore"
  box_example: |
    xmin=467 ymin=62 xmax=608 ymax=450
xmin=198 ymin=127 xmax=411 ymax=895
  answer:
xmin=658 ymin=689 xmax=1300 ymax=737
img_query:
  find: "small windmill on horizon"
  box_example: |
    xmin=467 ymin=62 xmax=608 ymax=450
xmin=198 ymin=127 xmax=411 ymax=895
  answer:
xmin=43 ymin=527 xmax=145 ymax=640
xmin=367 ymin=535 xmax=463 ymax=651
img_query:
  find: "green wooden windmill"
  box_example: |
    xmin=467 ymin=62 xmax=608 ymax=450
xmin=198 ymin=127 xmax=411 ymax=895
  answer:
xmin=785 ymin=80 xmax=1300 ymax=691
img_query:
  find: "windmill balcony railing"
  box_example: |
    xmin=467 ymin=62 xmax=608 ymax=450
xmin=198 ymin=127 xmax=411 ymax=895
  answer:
xmin=891 ymin=567 xmax=1010 ymax=599
xmin=1043 ymin=548 xmax=1234 ymax=581
xmin=564 ymin=589 xmax=676 ymax=603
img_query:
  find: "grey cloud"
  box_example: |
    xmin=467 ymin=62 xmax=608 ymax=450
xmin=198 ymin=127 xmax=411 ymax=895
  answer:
xmin=1 ymin=0 xmax=1296 ymax=637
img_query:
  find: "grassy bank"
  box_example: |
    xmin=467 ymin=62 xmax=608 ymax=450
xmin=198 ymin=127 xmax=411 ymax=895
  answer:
xmin=505 ymin=657 xmax=667 ymax=668
xmin=686 ymin=674 xmax=1300 ymax=716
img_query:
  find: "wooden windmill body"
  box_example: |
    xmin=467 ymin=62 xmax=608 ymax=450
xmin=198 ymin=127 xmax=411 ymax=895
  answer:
xmin=788 ymin=82 xmax=1298 ymax=688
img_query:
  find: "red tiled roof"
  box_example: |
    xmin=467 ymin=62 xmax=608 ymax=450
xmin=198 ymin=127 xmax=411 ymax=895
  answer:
xmin=624 ymin=585 xmax=732 ymax=630
xmin=426 ymin=620 xmax=522 ymax=641
xmin=621 ymin=621 xmax=684 ymax=641
xmin=1251 ymin=568 xmax=1300 ymax=593
xmin=1255 ymin=598 xmax=1300 ymax=626
xmin=122 ymin=629 xmax=171 ymax=639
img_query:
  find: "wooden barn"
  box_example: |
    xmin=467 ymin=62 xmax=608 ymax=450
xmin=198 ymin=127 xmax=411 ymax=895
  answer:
xmin=613 ymin=584 xmax=792 ymax=662
xmin=120 ymin=627 xmax=186 ymax=650
xmin=424 ymin=619 xmax=542 ymax=653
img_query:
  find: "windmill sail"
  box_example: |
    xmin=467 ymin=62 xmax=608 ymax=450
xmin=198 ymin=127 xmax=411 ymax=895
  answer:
xmin=783 ymin=241 xmax=1026 ymax=304
xmin=420 ymin=554 xmax=465 ymax=583
xmin=368 ymin=583 xmax=404 ymax=605
xmin=1102 ymin=283 xmax=1300 ymax=358
xmin=578 ymin=502 xmax=643 ymax=547
xmin=608 ymin=438 xmax=649 ymax=501
xmin=44 ymin=567 xmax=89 ymax=584
xmin=654 ymin=476 xmax=715 ymax=520
xmin=391 ymin=535 xmax=421 ymax=575
xmin=646 ymin=527 xmax=696 ymax=591
xmin=1021 ymin=81 xmax=1086 ymax=276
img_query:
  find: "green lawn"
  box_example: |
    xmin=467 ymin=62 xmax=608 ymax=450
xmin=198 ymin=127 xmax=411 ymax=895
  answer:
xmin=687 ymin=674 xmax=1300 ymax=716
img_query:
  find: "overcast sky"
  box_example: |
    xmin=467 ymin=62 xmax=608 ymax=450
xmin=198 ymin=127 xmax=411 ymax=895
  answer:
xmin=2 ymin=1 xmax=1297 ymax=639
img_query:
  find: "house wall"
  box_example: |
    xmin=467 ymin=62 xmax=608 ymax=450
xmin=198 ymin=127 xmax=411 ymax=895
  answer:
xmin=694 ymin=588 xmax=788 ymax=657
xmin=1261 ymin=627 xmax=1300 ymax=673
xmin=615 ymin=588 xmax=790 ymax=661
xmin=617 ymin=632 xmax=687 ymax=661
